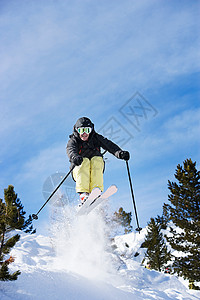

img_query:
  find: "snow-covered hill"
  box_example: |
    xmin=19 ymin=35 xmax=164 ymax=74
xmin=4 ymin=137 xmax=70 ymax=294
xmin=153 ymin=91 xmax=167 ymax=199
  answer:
xmin=0 ymin=207 xmax=199 ymax=300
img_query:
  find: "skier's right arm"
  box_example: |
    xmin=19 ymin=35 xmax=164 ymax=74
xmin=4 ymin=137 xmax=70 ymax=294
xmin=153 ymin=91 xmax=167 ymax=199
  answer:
xmin=66 ymin=138 xmax=83 ymax=166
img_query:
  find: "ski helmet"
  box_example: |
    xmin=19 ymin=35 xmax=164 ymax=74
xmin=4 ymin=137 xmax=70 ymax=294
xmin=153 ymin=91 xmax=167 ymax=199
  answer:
xmin=74 ymin=117 xmax=94 ymax=132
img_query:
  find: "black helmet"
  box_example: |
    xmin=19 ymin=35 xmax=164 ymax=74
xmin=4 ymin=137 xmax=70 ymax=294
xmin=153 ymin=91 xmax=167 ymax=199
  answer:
xmin=74 ymin=117 xmax=94 ymax=131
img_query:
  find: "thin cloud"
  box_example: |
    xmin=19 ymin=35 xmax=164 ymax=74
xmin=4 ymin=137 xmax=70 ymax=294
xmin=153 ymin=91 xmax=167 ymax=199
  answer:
xmin=132 ymin=108 xmax=200 ymax=165
xmin=15 ymin=143 xmax=67 ymax=184
xmin=0 ymin=0 xmax=199 ymax=230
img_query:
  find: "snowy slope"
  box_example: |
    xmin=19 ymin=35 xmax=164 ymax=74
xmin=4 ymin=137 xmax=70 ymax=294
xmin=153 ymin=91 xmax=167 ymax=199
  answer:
xmin=0 ymin=207 xmax=199 ymax=300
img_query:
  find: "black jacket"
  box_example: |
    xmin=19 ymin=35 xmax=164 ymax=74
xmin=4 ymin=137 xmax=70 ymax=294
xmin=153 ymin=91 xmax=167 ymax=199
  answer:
xmin=67 ymin=128 xmax=122 ymax=164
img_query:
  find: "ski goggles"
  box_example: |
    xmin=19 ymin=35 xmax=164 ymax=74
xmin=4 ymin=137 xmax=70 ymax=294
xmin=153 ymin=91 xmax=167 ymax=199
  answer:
xmin=77 ymin=127 xmax=92 ymax=134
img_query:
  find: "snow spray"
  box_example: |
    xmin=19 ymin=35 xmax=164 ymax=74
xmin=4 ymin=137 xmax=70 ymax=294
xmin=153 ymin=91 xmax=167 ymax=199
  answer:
xmin=50 ymin=205 xmax=116 ymax=281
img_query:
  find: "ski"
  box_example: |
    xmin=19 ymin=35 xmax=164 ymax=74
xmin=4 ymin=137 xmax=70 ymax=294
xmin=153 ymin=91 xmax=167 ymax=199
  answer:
xmin=77 ymin=187 xmax=101 ymax=216
xmin=77 ymin=185 xmax=118 ymax=216
xmin=87 ymin=184 xmax=117 ymax=214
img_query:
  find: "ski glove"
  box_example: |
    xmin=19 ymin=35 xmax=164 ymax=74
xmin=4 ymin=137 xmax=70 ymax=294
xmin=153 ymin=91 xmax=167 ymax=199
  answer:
xmin=118 ymin=150 xmax=130 ymax=161
xmin=71 ymin=155 xmax=83 ymax=166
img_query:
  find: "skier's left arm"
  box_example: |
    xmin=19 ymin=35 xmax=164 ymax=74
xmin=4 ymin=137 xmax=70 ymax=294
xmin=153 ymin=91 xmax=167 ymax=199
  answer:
xmin=96 ymin=133 xmax=130 ymax=161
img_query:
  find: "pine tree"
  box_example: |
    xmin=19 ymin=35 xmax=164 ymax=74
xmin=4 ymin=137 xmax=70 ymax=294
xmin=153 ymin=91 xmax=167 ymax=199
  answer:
xmin=143 ymin=217 xmax=171 ymax=272
xmin=112 ymin=207 xmax=132 ymax=234
xmin=0 ymin=185 xmax=35 ymax=281
xmin=155 ymin=215 xmax=168 ymax=230
xmin=163 ymin=159 xmax=200 ymax=286
xmin=3 ymin=185 xmax=35 ymax=234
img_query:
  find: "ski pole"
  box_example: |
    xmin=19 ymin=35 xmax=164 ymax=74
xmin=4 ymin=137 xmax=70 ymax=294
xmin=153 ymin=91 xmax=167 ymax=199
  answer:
xmin=125 ymin=161 xmax=142 ymax=233
xmin=32 ymin=165 xmax=75 ymax=220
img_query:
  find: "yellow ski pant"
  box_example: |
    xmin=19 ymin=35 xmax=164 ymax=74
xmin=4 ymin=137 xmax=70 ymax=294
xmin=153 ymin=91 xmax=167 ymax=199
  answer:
xmin=73 ymin=156 xmax=104 ymax=193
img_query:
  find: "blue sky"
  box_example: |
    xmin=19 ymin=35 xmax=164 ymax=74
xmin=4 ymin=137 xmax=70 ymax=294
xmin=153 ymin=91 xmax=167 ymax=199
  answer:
xmin=0 ymin=0 xmax=199 ymax=233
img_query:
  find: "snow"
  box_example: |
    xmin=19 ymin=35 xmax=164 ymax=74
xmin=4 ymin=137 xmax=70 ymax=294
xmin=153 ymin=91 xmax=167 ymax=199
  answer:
xmin=0 ymin=207 xmax=199 ymax=300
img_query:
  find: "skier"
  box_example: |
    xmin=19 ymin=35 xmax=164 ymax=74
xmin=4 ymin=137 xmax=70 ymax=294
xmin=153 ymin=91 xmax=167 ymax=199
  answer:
xmin=67 ymin=117 xmax=130 ymax=204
